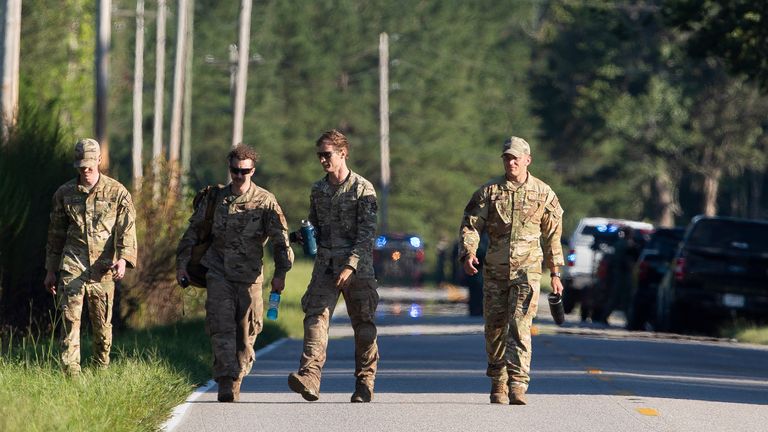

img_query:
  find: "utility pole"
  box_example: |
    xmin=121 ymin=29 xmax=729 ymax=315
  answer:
xmin=379 ymin=32 xmax=390 ymax=233
xmin=132 ymin=0 xmax=145 ymax=192
xmin=96 ymin=0 xmax=112 ymax=170
xmin=152 ymin=0 xmax=166 ymax=198
xmin=168 ymin=0 xmax=188 ymax=196
xmin=0 ymin=0 xmax=21 ymax=144
xmin=181 ymin=0 xmax=195 ymax=190
xmin=231 ymin=0 xmax=252 ymax=148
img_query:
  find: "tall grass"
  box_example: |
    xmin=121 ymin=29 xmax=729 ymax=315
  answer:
xmin=0 ymin=260 xmax=312 ymax=432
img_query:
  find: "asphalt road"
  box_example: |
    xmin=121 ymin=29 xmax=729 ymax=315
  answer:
xmin=167 ymin=287 xmax=768 ymax=432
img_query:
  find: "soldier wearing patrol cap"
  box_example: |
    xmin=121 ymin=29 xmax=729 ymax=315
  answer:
xmin=44 ymin=138 xmax=137 ymax=376
xmin=459 ymin=136 xmax=565 ymax=405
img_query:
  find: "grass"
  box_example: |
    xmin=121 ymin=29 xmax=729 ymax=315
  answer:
xmin=0 ymin=259 xmax=314 ymax=432
xmin=719 ymin=320 xmax=768 ymax=345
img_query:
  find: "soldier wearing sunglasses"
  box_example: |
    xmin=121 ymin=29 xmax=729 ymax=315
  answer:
xmin=176 ymin=144 xmax=293 ymax=402
xmin=288 ymin=129 xmax=380 ymax=403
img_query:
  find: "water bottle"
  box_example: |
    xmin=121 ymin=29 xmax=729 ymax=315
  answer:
xmin=300 ymin=220 xmax=317 ymax=257
xmin=266 ymin=292 xmax=281 ymax=320
xmin=548 ymin=292 xmax=565 ymax=326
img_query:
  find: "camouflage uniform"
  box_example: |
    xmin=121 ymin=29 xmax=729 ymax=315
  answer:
xmin=177 ymin=182 xmax=293 ymax=381
xmin=297 ymin=171 xmax=379 ymax=392
xmin=45 ymin=174 xmax=137 ymax=374
xmin=460 ymin=174 xmax=564 ymax=390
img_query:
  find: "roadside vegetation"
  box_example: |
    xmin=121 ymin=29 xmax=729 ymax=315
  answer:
xmin=719 ymin=322 xmax=768 ymax=345
xmin=0 ymin=260 xmax=312 ymax=432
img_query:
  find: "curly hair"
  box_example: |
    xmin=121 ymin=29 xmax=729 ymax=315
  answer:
xmin=227 ymin=143 xmax=260 ymax=164
xmin=315 ymin=129 xmax=350 ymax=154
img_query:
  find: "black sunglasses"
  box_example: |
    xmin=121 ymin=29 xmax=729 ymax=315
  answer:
xmin=316 ymin=151 xmax=336 ymax=159
xmin=229 ymin=166 xmax=254 ymax=175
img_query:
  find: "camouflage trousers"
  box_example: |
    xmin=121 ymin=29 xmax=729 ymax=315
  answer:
xmin=483 ymin=272 xmax=541 ymax=389
xmin=298 ymin=268 xmax=379 ymax=389
xmin=205 ymin=270 xmax=264 ymax=381
xmin=58 ymin=272 xmax=115 ymax=375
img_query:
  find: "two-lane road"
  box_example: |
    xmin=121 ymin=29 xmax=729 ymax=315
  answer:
xmin=168 ymin=288 xmax=768 ymax=432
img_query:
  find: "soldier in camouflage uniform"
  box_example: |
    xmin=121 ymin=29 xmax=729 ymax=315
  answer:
xmin=176 ymin=144 xmax=293 ymax=402
xmin=460 ymin=136 xmax=564 ymax=405
xmin=44 ymin=138 xmax=137 ymax=376
xmin=288 ymin=130 xmax=379 ymax=403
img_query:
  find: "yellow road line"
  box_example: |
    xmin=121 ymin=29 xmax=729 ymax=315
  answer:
xmin=636 ymin=408 xmax=660 ymax=416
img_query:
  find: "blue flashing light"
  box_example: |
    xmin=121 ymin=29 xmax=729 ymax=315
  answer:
xmin=597 ymin=225 xmax=607 ymax=233
xmin=375 ymin=236 xmax=387 ymax=249
xmin=567 ymin=253 xmax=576 ymax=263
xmin=409 ymin=236 xmax=422 ymax=248
xmin=608 ymin=225 xmax=619 ymax=233
xmin=409 ymin=303 xmax=422 ymax=318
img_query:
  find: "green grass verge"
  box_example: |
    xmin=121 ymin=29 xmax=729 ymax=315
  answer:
xmin=719 ymin=322 xmax=768 ymax=345
xmin=0 ymin=259 xmax=314 ymax=432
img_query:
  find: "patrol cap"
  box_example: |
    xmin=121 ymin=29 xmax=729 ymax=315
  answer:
xmin=73 ymin=138 xmax=101 ymax=168
xmin=501 ymin=136 xmax=531 ymax=157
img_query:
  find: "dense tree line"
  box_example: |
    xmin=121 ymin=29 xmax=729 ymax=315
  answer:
xmin=3 ymin=0 xmax=767 ymax=329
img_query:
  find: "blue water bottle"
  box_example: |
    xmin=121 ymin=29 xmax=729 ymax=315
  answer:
xmin=266 ymin=292 xmax=281 ymax=320
xmin=300 ymin=220 xmax=317 ymax=257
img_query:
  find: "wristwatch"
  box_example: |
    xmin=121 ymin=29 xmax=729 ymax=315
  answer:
xmin=550 ymin=271 xmax=561 ymax=278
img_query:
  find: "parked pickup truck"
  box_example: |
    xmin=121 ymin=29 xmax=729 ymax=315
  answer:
xmin=655 ymin=216 xmax=768 ymax=334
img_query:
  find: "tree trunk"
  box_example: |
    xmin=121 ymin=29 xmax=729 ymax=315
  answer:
xmin=750 ymin=169 xmax=763 ymax=219
xmin=702 ymin=168 xmax=722 ymax=216
xmin=1 ymin=0 xmax=21 ymax=143
xmin=654 ymin=169 xmax=678 ymax=227
xmin=152 ymin=0 xmax=167 ymax=199
xmin=231 ymin=0 xmax=252 ymax=148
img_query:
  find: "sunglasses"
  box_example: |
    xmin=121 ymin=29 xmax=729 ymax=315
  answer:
xmin=316 ymin=151 xmax=337 ymax=160
xmin=229 ymin=166 xmax=254 ymax=175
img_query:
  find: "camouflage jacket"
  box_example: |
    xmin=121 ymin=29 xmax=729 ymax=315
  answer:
xmin=176 ymin=182 xmax=293 ymax=283
xmin=460 ymin=173 xmax=564 ymax=280
xmin=309 ymin=171 xmax=377 ymax=278
xmin=45 ymin=175 xmax=137 ymax=282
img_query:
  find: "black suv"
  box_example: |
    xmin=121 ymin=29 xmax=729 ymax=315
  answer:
xmin=626 ymin=227 xmax=685 ymax=330
xmin=372 ymin=233 xmax=425 ymax=286
xmin=655 ymin=216 xmax=768 ymax=333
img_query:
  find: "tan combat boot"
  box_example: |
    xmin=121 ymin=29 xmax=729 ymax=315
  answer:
xmin=509 ymin=386 xmax=527 ymax=405
xmin=351 ymin=380 xmax=374 ymax=403
xmin=288 ymin=372 xmax=320 ymax=401
xmin=232 ymin=378 xmax=241 ymax=402
xmin=490 ymin=380 xmax=509 ymax=404
xmin=217 ymin=377 xmax=235 ymax=402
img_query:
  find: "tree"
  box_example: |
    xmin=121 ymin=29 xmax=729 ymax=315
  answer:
xmin=664 ymin=0 xmax=768 ymax=91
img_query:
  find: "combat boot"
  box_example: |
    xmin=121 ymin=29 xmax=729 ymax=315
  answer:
xmin=350 ymin=380 xmax=374 ymax=403
xmin=217 ymin=377 xmax=235 ymax=402
xmin=288 ymin=372 xmax=320 ymax=401
xmin=509 ymin=386 xmax=527 ymax=405
xmin=490 ymin=380 xmax=509 ymax=404
xmin=232 ymin=378 xmax=241 ymax=402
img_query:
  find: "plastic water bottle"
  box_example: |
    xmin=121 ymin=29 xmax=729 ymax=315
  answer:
xmin=266 ymin=292 xmax=281 ymax=320
xmin=300 ymin=220 xmax=317 ymax=257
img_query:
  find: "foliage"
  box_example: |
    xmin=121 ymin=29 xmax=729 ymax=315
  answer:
xmin=663 ymin=0 xmax=768 ymax=91
xmin=0 ymin=102 xmax=73 ymax=329
xmin=119 ymin=166 xmax=191 ymax=327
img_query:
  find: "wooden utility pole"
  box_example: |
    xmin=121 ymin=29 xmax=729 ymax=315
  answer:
xmin=0 ymin=0 xmax=21 ymax=143
xmin=168 ymin=0 xmax=188 ymax=195
xmin=181 ymin=0 xmax=195 ymax=190
xmin=132 ymin=0 xmax=145 ymax=191
xmin=96 ymin=0 xmax=112 ymax=170
xmin=152 ymin=0 xmax=167 ymax=197
xmin=379 ymin=32 xmax=390 ymax=233
xmin=231 ymin=0 xmax=252 ymax=148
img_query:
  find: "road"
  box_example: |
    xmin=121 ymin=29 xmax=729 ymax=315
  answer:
xmin=167 ymin=287 xmax=768 ymax=432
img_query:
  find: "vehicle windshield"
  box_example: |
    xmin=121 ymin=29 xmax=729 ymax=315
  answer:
xmin=687 ymin=220 xmax=768 ymax=254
